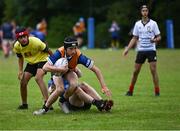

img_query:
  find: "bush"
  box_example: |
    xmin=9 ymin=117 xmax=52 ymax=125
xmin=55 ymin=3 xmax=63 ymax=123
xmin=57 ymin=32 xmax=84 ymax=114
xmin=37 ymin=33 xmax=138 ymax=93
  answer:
xmin=47 ymin=15 xmax=76 ymax=48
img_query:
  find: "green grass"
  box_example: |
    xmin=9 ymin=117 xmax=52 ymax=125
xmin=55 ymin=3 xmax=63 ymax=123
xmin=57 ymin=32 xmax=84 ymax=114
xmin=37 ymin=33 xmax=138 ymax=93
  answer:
xmin=0 ymin=49 xmax=180 ymax=130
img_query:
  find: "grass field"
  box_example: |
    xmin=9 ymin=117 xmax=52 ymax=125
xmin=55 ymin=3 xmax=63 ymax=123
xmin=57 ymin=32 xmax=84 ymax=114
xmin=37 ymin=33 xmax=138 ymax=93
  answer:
xmin=0 ymin=49 xmax=180 ymax=130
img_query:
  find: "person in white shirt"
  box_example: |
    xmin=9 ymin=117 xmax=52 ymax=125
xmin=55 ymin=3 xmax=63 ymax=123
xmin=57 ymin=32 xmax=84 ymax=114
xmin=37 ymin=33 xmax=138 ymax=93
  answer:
xmin=123 ymin=5 xmax=161 ymax=96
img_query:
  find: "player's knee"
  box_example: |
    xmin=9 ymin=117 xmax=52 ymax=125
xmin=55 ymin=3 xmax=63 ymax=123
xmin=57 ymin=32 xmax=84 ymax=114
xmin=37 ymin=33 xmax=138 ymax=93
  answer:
xmin=55 ymin=86 xmax=64 ymax=94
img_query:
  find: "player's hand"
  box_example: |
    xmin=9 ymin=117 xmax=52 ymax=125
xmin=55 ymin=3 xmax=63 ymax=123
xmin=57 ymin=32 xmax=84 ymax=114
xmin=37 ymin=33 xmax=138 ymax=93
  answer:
xmin=18 ymin=71 xmax=23 ymax=80
xmin=101 ymin=86 xmax=112 ymax=97
xmin=123 ymin=47 xmax=129 ymax=56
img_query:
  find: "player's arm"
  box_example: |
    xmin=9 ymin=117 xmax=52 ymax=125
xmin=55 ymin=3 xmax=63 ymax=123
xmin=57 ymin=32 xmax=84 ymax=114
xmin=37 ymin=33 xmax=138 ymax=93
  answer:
xmin=150 ymin=34 xmax=161 ymax=44
xmin=90 ymin=65 xmax=112 ymax=97
xmin=43 ymin=44 xmax=53 ymax=56
xmin=78 ymin=54 xmax=111 ymax=97
xmin=123 ymin=36 xmax=138 ymax=56
xmin=43 ymin=50 xmax=68 ymax=73
xmin=42 ymin=61 xmax=68 ymax=73
xmin=17 ymin=54 xmax=24 ymax=80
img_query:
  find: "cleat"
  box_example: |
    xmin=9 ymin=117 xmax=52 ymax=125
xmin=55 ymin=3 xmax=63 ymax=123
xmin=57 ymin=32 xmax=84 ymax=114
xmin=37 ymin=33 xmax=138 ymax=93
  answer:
xmin=18 ymin=104 xmax=28 ymax=109
xmin=155 ymin=92 xmax=160 ymax=96
xmin=33 ymin=109 xmax=47 ymax=115
xmin=126 ymin=91 xmax=133 ymax=96
xmin=104 ymin=100 xmax=114 ymax=111
xmin=58 ymin=101 xmax=70 ymax=114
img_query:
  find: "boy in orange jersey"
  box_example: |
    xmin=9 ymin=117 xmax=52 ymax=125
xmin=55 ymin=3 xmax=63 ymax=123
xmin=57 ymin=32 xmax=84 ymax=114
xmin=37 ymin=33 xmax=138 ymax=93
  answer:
xmin=33 ymin=36 xmax=112 ymax=115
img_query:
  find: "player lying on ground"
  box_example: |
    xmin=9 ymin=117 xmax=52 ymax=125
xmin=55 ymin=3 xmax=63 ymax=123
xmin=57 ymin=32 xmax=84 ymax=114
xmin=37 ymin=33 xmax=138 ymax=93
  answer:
xmin=47 ymin=77 xmax=113 ymax=113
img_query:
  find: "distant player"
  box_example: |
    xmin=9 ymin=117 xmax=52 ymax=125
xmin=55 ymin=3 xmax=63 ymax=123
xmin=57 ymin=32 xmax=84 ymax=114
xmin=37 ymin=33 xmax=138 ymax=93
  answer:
xmin=123 ymin=5 xmax=161 ymax=96
xmin=13 ymin=27 xmax=52 ymax=109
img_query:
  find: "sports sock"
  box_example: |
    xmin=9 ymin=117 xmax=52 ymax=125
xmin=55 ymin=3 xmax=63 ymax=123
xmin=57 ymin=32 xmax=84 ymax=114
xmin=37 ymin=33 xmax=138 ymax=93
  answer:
xmin=155 ymin=86 xmax=160 ymax=94
xmin=59 ymin=95 xmax=67 ymax=103
xmin=43 ymin=105 xmax=49 ymax=112
xmin=129 ymin=84 xmax=134 ymax=93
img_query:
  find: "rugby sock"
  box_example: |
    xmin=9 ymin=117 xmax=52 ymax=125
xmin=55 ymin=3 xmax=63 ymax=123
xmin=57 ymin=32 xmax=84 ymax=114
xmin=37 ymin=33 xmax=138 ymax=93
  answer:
xmin=129 ymin=84 xmax=134 ymax=93
xmin=59 ymin=95 xmax=67 ymax=103
xmin=43 ymin=105 xmax=49 ymax=112
xmin=155 ymin=86 xmax=160 ymax=94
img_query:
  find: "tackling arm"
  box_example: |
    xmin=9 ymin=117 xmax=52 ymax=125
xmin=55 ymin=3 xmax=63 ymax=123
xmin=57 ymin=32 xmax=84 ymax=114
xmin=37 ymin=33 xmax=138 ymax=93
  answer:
xmin=90 ymin=65 xmax=112 ymax=97
xmin=42 ymin=61 xmax=68 ymax=74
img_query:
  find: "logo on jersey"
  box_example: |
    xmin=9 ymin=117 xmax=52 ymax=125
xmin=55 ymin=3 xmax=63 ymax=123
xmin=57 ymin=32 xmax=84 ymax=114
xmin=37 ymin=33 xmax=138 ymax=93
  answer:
xmin=86 ymin=59 xmax=91 ymax=67
xmin=147 ymin=26 xmax=152 ymax=33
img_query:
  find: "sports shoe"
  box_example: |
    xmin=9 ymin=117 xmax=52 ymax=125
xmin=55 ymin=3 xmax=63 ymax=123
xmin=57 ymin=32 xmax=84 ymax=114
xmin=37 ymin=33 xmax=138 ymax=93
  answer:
xmin=103 ymin=100 xmax=114 ymax=111
xmin=126 ymin=91 xmax=133 ymax=96
xmin=58 ymin=101 xmax=70 ymax=114
xmin=155 ymin=92 xmax=160 ymax=96
xmin=33 ymin=109 xmax=47 ymax=115
xmin=18 ymin=104 xmax=28 ymax=109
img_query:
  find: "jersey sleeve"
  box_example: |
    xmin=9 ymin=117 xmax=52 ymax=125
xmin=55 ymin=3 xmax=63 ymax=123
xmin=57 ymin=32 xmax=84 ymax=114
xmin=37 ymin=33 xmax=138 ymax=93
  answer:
xmin=47 ymin=50 xmax=62 ymax=65
xmin=13 ymin=42 xmax=21 ymax=54
xmin=78 ymin=54 xmax=94 ymax=69
xmin=153 ymin=22 xmax=160 ymax=36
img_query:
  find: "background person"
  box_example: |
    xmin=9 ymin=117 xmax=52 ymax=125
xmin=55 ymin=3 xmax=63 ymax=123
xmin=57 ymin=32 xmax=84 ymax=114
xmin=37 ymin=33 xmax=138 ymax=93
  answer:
xmin=109 ymin=20 xmax=120 ymax=49
xmin=0 ymin=21 xmax=15 ymax=58
xmin=123 ymin=5 xmax=161 ymax=96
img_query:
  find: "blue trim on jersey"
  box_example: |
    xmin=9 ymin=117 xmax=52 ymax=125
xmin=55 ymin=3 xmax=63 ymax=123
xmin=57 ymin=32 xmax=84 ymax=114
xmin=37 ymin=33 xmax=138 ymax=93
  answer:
xmin=78 ymin=54 xmax=92 ymax=68
xmin=48 ymin=50 xmax=62 ymax=64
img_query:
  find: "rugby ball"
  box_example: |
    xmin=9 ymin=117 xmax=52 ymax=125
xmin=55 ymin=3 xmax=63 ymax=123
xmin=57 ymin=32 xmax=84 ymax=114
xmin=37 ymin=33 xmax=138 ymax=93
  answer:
xmin=54 ymin=58 xmax=68 ymax=76
xmin=54 ymin=58 xmax=68 ymax=67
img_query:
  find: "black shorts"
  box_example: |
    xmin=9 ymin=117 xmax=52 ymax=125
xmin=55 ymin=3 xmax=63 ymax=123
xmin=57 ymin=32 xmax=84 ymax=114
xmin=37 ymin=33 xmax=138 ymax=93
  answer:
xmin=135 ymin=51 xmax=157 ymax=64
xmin=67 ymin=102 xmax=91 ymax=111
xmin=24 ymin=61 xmax=46 ymax=76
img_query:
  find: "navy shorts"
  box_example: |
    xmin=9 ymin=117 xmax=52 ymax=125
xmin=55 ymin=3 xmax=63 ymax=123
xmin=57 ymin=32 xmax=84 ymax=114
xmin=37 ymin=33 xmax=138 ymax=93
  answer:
xmin=24 ymin=61 xmax=46 ymax=76
xmin=135 ymin=51 xmax=157 ymax=64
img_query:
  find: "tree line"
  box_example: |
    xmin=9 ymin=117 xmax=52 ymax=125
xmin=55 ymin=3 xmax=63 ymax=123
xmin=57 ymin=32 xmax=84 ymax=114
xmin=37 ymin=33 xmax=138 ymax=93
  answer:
xmin=0 ymin=0 xmax=179 ymax=48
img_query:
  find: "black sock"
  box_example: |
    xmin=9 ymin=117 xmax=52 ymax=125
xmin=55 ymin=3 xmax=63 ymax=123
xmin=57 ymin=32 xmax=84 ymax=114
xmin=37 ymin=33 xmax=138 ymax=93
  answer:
xmin=43 ymin=105 xmax=49 ymax=112
xmin=59 ymin=95 xmax=67 ymax=103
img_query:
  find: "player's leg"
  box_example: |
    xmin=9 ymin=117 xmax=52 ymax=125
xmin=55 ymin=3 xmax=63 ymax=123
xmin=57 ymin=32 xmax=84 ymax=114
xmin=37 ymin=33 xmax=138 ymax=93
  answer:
xmin=45 ymin=75 xmax=64 ymax=108
xmin=33 ymin=75 xmax=65 ymax=115
xmin=35 ymin=62 xmax=49 ymax=102
xmin=18 ymin=71 xmax=32 ymax=109
xmin=69 ymin=93 xmax=84 ymax=108
xmin=2 ymin=39 xmax=9 ymax=57
xmin=73 ymin=87 xmax=113 ymax=112
xmin=80 ymin=82 xmax=102 ymax=100
xmin=62 ymin=71 xmax=79 ymax=101
xmin=126 ymin=52 xmax=145 ymax=96
xmin=35 ymin=69 xmax=49 ymax=102
xmin=148 ymin=51 xmax=160 ymax=96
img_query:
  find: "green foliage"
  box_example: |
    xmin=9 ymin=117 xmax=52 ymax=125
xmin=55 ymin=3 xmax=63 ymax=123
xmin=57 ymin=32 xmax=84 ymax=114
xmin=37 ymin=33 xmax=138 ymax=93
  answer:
xmin=1 ymin=0 xmax=180 ymax=48
xmin=0 ymin=49 xmax=180 ymax=130
xmin=46 ymin=15 xmax=76 ymax=47
xmin=95 ymin=22 xmax=110 ymax=48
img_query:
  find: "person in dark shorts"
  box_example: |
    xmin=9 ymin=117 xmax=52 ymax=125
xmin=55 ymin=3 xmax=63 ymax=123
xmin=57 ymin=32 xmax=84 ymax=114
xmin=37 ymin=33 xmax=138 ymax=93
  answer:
xmin=13 ymin=27 xmax=52 ymax=109
xmin=123 ymin=5 xmax=161 ymax=96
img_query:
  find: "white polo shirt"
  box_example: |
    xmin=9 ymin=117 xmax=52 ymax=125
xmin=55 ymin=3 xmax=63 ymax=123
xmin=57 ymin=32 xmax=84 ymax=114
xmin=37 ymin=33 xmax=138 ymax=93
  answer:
xmin=133 ymin=19 xmax=160 ymax=51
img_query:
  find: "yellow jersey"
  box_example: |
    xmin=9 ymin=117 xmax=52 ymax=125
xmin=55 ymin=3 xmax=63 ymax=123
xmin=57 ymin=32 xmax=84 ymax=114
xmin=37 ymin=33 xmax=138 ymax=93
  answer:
xmin=13 ymin=37 xmax=48 ymax=64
